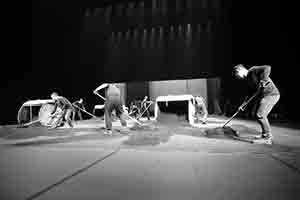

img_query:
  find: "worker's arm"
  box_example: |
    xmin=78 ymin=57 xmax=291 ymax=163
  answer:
xmin=98 ymin=83 xmax=109 ymax=90
xmin=93 ymin=83 xmax=109 ymax=94
xmin=254 ymin=65 xmax=271 ymax=88
xmin=50 ymin=101 xmax=58 ymax=115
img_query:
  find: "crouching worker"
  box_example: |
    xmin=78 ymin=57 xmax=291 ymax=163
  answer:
xmin=233 ymin=64 xmax=280 ymax=144
xmin=193 ymin=96 xmax=208 ymax=124
xmin=50 ymin=92 xmax=74 ymax=129
xmin=97 ymin=83 xmax=128 ymax=135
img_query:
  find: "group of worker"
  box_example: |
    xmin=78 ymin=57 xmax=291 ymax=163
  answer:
xmin=48 ymin=84 xmax=208 ymax=133
xmin=48 ymin=64 xmax=279 ymax=144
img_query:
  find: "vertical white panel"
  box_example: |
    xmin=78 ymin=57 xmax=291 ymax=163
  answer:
xmin=206 ymin=77 xmax=222 ymax=114
xmin=149 ymin=79 xmax=187 ymax=101
xmin=149 ymin=78 xmax=207 ymax=106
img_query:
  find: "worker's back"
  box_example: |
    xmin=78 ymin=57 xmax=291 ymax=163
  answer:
xmin=106 ymin=84 xmax=121 ymax=100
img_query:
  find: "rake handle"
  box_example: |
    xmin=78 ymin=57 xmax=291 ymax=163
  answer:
xmin=94 ymin=92 xmax=142 ymax=125
xmin=222 ymin=90 xmax=260 ymax=128
xmin=72 ymin=104 xmax=97 ymax=118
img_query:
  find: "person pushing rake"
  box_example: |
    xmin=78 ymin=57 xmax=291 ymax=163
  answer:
xmin=94 ymin=83 xmax=131 ymax=135
xmin=232 ymin=64 xmax=280 ymax=144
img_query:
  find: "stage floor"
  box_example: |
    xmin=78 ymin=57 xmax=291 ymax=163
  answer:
xmin=0 ymin=116 xmax=299 ymax=200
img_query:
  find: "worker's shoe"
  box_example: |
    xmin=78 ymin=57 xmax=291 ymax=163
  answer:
xmin=253 ymin=137 xmax=273 ymax=145
xmin=48 ymin=123 xmax=62 ymax=130
xmin=120 ymin=126 xmax=131 ymax=135
xmin=104 ymin=130 xmax=113 ymax=135
xmin=66 ymin=122 xmax=74 ymax=128
xmin=253 ymin=133 xmax=273 ymax=145
xmin=254 ymin=133 xmax=273 ymax=140
xmin=48 ymin=126 xmax=58 ymax=130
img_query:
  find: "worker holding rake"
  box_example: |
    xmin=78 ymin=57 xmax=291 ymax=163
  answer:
xmin=96 ymin=83 xmax=128 ymax=135
xmin=233 ymin=64 xmax=280 ymax=144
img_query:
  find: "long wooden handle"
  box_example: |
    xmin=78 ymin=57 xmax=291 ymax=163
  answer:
xmin=242 ymin=90 xmax=260 ymax=109
xmin=72 ymin=104 xmax=97 ymax=118
xmin=125 ymin=112 xmax=142 ymax=125
xmin=22 ymin=119 xmax=41 ymax=127
xmin=222 ymin=90 xmax=260 ymax=127
xmin=136 ymin=102 xmax=153 ymax=119
xmin=93 ymin=91 xmax=142 ymax=125
xmin=93 ymin=91 xmax=106 ymax=101
xmin=222 ymin=110 xmax=240 ymax=128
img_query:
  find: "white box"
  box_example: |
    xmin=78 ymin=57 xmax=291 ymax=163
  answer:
xmin=154 ymin=94 xmax=195 ymax=125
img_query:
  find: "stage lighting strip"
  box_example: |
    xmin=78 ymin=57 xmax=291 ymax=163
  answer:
xmin=25 ymin=146 xmax=121 ymax=200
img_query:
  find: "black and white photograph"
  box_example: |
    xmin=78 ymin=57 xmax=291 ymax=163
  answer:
xmin=0 ymin=0 xmax=299 ymax=199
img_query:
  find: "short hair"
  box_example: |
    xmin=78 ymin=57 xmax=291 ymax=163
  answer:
xmin=195 ymin=96 xmax=204 ymax=100
xmin=233 ymin=64 xmax=245 ymax=71
xmin=51 ymin=92 xmax=58 ymax=96
xmin=232 ymin=64 xmax=245 ymax=76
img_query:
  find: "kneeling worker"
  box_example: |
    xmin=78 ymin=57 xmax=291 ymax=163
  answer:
xmin=193 ymin=96 xmax=208 ymax=124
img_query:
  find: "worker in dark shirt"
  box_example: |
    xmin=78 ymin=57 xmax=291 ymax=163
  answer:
xmin=50 ymin=92 xmax=74 ymax=128
xmin=233 ymin=64 xmax=280 ymax=143
xmin=96 ymin=83 xmax=127 ymax=135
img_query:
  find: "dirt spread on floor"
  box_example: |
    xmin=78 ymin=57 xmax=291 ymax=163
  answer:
xmin=0 ymin=115 xmax=289 ymax=150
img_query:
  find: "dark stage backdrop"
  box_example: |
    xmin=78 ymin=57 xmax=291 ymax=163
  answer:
xmin=80 ymin=0 xmax=223 ymax=82
xmin=81 ymin=24 xmax=214 ymax=82
xmin=1 ymin=1 xmax=300 ymax=124
xmin=225 ymin=1 xmax=300 ymax=121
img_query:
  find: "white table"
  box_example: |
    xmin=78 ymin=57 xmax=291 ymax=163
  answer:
xmin=154 ymin=95 xmax=196 ymax=125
